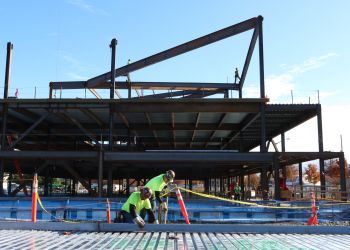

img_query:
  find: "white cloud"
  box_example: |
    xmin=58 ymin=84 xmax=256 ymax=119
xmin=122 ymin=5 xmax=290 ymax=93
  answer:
xmin=67 ymin=0 xmax=108 ymax=15
xmin=244 ymin=53 xmax=337 ymax=103
xmin=59 ymin=51 xmax=86 ymax=71
xmin=287 ymin=53 xmax=338 ymax=75
xmin=67 ymin=72 xmax=87 ymax=80
xmin=283 ymin=104 xmax=350 ymax=159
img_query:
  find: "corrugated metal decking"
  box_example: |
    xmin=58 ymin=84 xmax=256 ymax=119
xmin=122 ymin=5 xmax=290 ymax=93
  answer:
xmin=0 ymin=230 xmax=350 ymax=249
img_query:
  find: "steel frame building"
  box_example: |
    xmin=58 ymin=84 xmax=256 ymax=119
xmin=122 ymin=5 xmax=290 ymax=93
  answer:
xmin=0 ymin=16 xmax=347 ymax=200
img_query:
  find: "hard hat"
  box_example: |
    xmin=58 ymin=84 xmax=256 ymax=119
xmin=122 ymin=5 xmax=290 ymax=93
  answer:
xmin=140 ymin=187 xmax=152 ymax=199
xmin=165 ymin=170 xmax=175 ymax=182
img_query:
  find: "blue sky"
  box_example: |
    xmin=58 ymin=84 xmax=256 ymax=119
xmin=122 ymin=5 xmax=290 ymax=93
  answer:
xmin=1 ymin=0 xmax=350 ymax=158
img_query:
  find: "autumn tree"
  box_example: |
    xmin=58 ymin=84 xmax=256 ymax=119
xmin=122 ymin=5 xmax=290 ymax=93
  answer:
xmin=325 ymin=159 xmax=350 ymax=185
xmin=305 ymin=163 xmax=320 ymax=185
xmin=249 ymin=174 xmax=260 ymax=189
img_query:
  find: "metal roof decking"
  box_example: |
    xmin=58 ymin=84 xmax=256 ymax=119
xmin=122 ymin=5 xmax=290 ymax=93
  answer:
xmin=0 ymin=228 xmax=350 ymax=249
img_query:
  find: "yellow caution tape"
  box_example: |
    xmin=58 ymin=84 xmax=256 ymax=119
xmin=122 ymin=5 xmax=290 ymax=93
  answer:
xmin=37 ymin=194 xmax=78 ymax=223
xmin=177 ymin=187 xmax=313 ymax=209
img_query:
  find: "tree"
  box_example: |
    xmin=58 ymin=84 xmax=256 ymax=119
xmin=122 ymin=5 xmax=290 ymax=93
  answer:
xmin=249 ymin=174 xmax=260 ymax=189
xmin=325 ymin=159 xmax=350 ymax=185
xmin=305 ymin=163 xmax=320 ymax=185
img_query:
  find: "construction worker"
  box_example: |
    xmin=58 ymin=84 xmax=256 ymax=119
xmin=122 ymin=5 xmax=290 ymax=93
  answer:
xmin=144 ymin=170 xmax=175 ymax=215
xmin=234 ymin=67 xmax=241 ymax=84
xmin=118 ymin=187 xmax=157 ymax=228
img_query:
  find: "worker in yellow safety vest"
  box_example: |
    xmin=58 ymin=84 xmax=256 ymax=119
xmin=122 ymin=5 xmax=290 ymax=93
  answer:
xmin=144 ymin=170 xmax=175 ymax=214
xmin=118 ymin=187 xmax=157 ymax=228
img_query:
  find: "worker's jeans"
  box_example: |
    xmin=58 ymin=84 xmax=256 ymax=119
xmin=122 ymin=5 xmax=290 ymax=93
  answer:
xmin=120 ymin=210 xmax=134 ymax=223
xmin=140 ymin=196 xmax=156 ymax=219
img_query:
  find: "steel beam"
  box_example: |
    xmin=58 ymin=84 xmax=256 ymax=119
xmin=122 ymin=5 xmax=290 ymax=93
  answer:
xmin=182 ymin=90 xmax=223 ymax=98
xmin=11 ymin=161 xmax=49 ymax=196
xmin=239 ymin=25 xmax=259 ymax=97
xmin=50 ymin=81 xmax=240 ymax=91
xmin=190 ymin=113 xmax=200 ymax=149
xmin=86 ymin=17 xmax=258 ymax=87
xmin=62 ymin=162 xmax=95 ymax=195
xmin=0 ymin=151 xmax=98 ymax=159
xmin=104 ymin=152 xmax=274 ymax=163
xmin=8 ymin=113 xmax=49 ymax=149
xmin=221 ymin=113 xmax=260 ymax=150
xmin=80 ymin=109 xmax=103 ymax=127
xmin=60 ymin=110 xmax=100 ymax=146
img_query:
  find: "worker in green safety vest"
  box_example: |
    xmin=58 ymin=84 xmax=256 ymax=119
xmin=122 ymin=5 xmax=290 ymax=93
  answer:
xmin=118 ymin=187 xmax=157 ymax=228
xmin=234 ymin=67 xmax=241 ymax=84
xmin=144 ymin=170 xmax=175 ymax=214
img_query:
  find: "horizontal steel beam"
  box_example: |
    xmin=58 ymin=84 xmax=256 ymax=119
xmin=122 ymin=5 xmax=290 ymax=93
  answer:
xmin=50 ymin=81 xmax=240 ymax=91
xmin=86 ymin=17 xmax=259 ymax=87
xmin=0 ymin=151 xmax=98 ymax=159
xmin=104 ymin=152 xmax=274 ymax=163
xmin=2 ymin=98 xmax=267 ymax=113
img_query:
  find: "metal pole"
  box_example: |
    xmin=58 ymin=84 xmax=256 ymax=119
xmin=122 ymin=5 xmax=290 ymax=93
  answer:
xmin=3 ymin=42 xmax=13 ymax=99
xmin=317 ymin=105 xmax=325 ymax=198
xmin=109 ymin=38 xmax=117 ymax=152
xmin=339 ymin=152 xmax=347 ymax=201
xmin=298 ymin=162 xmax=303 ymax=198
xmin=110 ymin=38 xmax=117 ymax=99
xmin=340 ymin=134 xmax=343 ymax=152
xmin=107 ymin=167 xmax=113 ymax=197
xmin=258 ymin=15 xmax=268 ymax=200
xmin=98 ymin=147 xmax=103 ymax=198
xmin=1 ymin=42 xmax=13 ymax=195
xmin=274 ymin=154 xmax=280 ymax=200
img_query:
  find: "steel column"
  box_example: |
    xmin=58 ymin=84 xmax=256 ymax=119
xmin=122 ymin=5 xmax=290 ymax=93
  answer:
xmin=107 ymin=167 xmax=113 ymax=197
xmin=339 ymin=152 xmax=347 ymax=201
xmin=261 ymin=167 xmax=268 ymax=200
xmin=317 ymin=105 xmax=325 ymax=197
xmin=109 ymin=39 xmax=117 ymax=152
xmin=3 ymin=42 xmax=13 ymax=99
xmin=239 ymin=174 xmax=244 ymax=200
xmin=298 ymin=162 xmax=303 ymax=198
xmin=1 ymin=42 xmax=13 ymax=195
xmin=274 ymin=155 xmax=280 ymax=200
xmin=98 ymin=148 xmax=103 ymax=198
xmin=258 ymin=16 xmax=267 ymax=153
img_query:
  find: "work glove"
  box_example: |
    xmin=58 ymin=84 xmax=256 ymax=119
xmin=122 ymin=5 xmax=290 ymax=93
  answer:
xmin=167 ymin=183 xmax=177 ymax=191
xmin=160 ymin=202 xmax=168 ymax=212
xmin=133 ymin=216 xmax=145 ymax=228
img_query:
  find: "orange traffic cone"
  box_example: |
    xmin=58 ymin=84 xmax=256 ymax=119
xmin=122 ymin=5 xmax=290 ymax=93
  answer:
xmin=307 ymin=192 xmax=318 ymax=226
xmin=31 ymin=173 xmax=38 ymax=223
xmin=106 ymin=198 xmax=111 ymax=224
xmin=175 ymin=188 xmax=190 ymax=224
